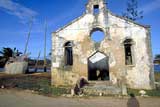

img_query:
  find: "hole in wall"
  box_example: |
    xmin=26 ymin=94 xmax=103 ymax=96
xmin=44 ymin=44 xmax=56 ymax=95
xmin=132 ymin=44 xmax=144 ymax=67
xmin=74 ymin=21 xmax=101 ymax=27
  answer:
xmin=93 ymin=5 xmax=99 ymax=14
xmin=91 ymin=30 xmax=105 ymax=43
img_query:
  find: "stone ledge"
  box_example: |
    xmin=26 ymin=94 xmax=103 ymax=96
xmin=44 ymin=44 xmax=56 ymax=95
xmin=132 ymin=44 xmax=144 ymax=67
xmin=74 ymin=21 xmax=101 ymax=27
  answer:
xmin=83 ymin=84 xmax=122 ymax=95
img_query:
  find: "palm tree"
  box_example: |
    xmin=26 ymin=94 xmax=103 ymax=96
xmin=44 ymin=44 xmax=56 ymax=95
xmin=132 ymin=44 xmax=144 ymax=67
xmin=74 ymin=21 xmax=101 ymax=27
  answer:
xmin=0 ymin=47 xmax=22 ymax=67
xmin=0 ymin=47 xmax=13 ymax=67
xmin=0 ymin=47 xmax=13 ymax=58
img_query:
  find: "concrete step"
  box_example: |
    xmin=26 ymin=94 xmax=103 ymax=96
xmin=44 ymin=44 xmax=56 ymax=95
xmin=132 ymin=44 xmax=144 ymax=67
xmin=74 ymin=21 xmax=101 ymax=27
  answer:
xmin=88 ymin=81 xmax=114 ymax=86
xmin=82 ymin=82 xmax=122 ymax=95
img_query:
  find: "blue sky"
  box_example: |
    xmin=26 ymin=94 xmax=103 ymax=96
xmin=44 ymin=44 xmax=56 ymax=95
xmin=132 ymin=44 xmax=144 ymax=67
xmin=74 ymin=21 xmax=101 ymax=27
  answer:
xmin=0 ymin=0 xmax=160 ymax=58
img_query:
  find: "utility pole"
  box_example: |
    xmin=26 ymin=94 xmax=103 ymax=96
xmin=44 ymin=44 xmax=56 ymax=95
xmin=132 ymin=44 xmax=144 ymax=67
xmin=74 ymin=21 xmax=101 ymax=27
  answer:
xmin=24 ymin=18 xmax=33 ymax=55
xmin=44 ymin=20 xmax=47 ymax=72
xmin=34 ymin=51 xmax=41 ymax=72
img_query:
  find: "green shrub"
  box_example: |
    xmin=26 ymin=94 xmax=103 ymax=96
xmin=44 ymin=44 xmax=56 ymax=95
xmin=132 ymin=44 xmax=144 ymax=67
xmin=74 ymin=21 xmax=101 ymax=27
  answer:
xmin=0 ymin=74 xmax=70 ymax=96
xmin=146 ymin=89 xmax=160 ymax=96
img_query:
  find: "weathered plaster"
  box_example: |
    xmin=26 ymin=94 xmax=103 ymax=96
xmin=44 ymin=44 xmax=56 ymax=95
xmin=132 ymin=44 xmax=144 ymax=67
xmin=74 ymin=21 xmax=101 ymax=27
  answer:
xmin=51 ymin=0 xmax=155 ymax=90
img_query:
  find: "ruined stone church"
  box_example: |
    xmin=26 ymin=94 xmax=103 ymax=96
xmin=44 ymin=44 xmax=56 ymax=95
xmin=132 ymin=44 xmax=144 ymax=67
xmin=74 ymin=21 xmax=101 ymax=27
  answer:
xmin=51 ymin=0 xmax=155 ymax=91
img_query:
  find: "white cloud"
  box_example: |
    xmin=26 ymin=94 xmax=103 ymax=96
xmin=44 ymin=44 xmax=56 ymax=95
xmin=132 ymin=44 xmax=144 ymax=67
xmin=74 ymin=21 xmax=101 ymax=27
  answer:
xmin=140 ymin=0 xmax=160 ymax=15
xmin=0 ymin=0 xmax=38 ymax=23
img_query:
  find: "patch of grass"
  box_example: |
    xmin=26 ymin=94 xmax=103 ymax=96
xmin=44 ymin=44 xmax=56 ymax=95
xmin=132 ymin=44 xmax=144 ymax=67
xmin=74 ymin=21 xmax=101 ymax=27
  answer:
xmin=0 ymin=73 xmax=70 ymax=96
xmin=127 ymin=88 xmax=141 ymax=96
xmin=36 ymin=83 xmax=70 ymax=96
xmin=50 ymin=87 xmax=70 ymax=96
xmin=146 ymin=89 xmax=160 ymax=96
xmin=127 ymin=88 xmax=160 ymax=97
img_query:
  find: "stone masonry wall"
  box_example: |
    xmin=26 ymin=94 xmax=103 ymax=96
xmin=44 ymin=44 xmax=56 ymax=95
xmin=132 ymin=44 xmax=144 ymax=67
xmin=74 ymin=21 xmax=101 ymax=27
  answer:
xmin=51 ymin=0 xmax=155 ymax=89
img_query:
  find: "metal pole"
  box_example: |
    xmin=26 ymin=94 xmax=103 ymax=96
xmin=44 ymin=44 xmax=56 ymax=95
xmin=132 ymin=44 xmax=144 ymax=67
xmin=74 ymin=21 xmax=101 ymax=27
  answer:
xmin=24 ymin=18 xmax=33 ymax=55
xmin=34 ymin=51 xmax=41 ymax=72
xmin=44 ymin=20 xmax=47 ymax=72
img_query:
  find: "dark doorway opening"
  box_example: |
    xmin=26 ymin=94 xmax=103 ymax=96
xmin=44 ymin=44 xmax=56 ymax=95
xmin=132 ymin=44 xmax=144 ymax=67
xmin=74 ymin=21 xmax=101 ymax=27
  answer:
xmin=88 ymin=52 xmax=109 ymax=81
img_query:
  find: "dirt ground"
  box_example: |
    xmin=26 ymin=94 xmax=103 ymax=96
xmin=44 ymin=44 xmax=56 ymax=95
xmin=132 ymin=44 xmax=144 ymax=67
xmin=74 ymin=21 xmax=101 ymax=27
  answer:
xmin=0 ymin=89 xmax=160 ymax=107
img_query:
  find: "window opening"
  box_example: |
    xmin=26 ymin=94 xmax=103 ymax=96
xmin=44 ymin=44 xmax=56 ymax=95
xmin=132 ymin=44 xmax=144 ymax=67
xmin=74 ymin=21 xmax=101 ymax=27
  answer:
xmin=64 ymin=42 xmax=73 ymax=65
xmin=91 ymin=30 xmax=105 ymax=43
xmin=93 ymin=5 xmax=99 ymax=14
xmin=124 ymin=39 xmax=133 ymax=65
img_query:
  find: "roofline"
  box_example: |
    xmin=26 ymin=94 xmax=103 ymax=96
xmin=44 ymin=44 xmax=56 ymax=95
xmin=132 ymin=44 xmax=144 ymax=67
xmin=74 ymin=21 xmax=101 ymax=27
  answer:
xmin=52 ymin=10 xmax=150 ymax=34
xmin=108 ymin=10 xmax=150 ymax=28
xmin=52 ymin=13 xmax=86 ymax=34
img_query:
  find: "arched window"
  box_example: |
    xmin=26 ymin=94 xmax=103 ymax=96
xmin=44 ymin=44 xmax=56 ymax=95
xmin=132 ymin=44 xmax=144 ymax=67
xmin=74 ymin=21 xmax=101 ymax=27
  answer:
xmin=124 ymin=39 xmax=133 ymax=65
xmin=64 ymin=41 xmax=73 ymax=66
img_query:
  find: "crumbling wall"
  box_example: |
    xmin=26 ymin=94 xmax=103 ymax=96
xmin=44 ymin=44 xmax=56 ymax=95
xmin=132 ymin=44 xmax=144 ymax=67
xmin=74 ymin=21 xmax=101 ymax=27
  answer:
xmin=5 ymin=62 xmax=28 ymax=74
xmin=108 ymin=13 xmax=154 ymax=89
xmin=51 ymin=2 xmax=154 ymax=89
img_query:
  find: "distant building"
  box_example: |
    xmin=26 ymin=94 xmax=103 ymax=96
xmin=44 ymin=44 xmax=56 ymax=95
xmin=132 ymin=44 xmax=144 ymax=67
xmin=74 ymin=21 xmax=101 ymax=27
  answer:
xmin=51 ymin=0 xmax=155 ymax=91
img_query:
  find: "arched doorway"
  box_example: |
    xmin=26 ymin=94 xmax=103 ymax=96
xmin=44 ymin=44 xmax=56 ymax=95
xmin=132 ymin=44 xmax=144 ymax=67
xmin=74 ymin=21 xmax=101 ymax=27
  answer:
xmin=88 ymin=51 xmax=109 ymax=81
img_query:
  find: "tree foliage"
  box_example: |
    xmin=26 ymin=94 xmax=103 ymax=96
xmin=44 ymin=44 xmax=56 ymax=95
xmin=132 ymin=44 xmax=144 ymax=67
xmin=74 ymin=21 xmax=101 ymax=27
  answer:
xmin=0 ymin=47 xmax=13 ymax=58
xmin=0 ymin=47 xmax=22 ymax=67
xmin=0 ymin=47 xmax=22 ymax=58
xmin=123 ymin=0 xmax=143 ymax=21
xmin=155 ymin=54 xmax=160 ymax=59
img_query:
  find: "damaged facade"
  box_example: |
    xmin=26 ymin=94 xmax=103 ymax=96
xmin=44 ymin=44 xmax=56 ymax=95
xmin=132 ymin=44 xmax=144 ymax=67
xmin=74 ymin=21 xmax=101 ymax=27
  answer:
xmin=51 ymin=0 xmax=155 ymax=91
